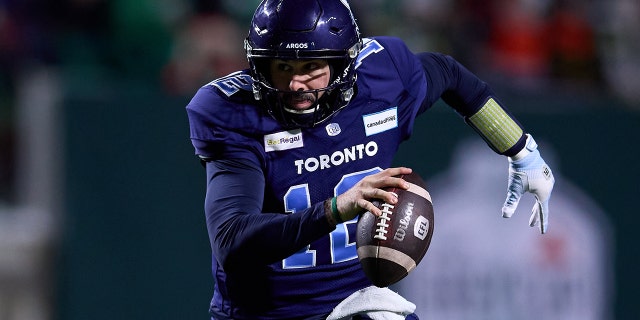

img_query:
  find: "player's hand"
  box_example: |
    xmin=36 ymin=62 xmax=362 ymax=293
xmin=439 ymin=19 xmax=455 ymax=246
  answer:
xmin=501 ymin=134 xmax=555 ymax=234
xmin=335 ymin=167 xmax=412 ymax=222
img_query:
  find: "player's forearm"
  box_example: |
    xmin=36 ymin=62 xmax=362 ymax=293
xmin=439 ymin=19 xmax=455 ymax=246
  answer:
xmin=210 ymin=201 xmax=333 ymax=269
xmin=204 ymin=160 xmax=334 ymax=270
xmin=418 ymin=52 xmax=527 ymax=156
xmin=463 ymin=97 xmax=527 ymax=156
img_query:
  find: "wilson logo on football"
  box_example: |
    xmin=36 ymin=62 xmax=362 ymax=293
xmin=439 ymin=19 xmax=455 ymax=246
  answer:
xmin=394 ymin=202 xmax=414 ymax=241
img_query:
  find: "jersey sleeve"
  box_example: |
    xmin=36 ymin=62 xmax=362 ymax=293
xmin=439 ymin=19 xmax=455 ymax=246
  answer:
xmin=417 ymin=52 xmax=527 ymax=156
xmin=358 ymin=36 xmax=430 ymax=140
xmin=204 ymin=158 xmax=336 ymax=270
xmin=186 ymin=80 xmax=266 ymax=167
xmin=417 ymin=52 xmax=491 ymax=114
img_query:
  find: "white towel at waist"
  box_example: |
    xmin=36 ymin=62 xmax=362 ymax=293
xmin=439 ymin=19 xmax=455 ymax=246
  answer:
xmin=326 ymin=286 xmax=416 ymax=320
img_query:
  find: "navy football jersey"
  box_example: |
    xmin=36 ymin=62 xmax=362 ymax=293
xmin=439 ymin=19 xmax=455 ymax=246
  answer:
xmin=186 ymin=36 xmax=501 ymax=319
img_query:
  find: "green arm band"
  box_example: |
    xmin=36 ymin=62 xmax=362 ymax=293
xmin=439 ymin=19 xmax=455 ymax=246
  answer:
xmin=467 ymin=98 xmax=523 ymax=153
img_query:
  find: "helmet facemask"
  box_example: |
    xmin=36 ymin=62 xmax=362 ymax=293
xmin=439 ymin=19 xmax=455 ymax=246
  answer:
xmin=245 ymin=0 xmax=362 ymax=128
xmin=247 ymin=45 xmax=360 ymax=128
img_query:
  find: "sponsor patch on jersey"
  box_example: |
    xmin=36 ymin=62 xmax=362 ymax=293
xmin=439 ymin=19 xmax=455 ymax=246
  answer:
xmin=363 ymin=107 xmax=398 ymax=136
xmin=264 ymin=129 xmax=304 ymax=152
xmin=325 ymin=123 xmax=341 ymax=136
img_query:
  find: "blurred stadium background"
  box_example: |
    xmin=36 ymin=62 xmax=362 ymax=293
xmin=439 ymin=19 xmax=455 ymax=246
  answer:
xmin=0 ymin=0 xmax=638 ymax=319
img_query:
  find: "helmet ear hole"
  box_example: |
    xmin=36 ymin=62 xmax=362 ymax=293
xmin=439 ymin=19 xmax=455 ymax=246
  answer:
xmin=251 ymin=58 xmax=272 ymax=83
xmin=327 ymin=60 xmax=339 ymax=84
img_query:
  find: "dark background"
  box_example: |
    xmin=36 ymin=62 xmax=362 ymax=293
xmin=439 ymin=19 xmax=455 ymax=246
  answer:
xmin=1 ymin=0 xmax=638 ymax=319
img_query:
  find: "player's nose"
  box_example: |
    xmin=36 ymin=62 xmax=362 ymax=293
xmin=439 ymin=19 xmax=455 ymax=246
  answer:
xmin=289 ymin=75 xmax=309 ymax=91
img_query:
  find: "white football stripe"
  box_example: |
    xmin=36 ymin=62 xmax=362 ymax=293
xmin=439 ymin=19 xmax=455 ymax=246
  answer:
xmin=357 ymin=245 xmax=417 ymax=272
xmin=407 ymin=182 xmax=432 ymax=202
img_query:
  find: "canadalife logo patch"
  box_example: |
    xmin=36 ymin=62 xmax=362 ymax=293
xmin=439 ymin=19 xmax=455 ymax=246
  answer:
xmin=363 ymin=107 xmax=398 ymax=136
xmin=264 ymin=129 xmax=304 ymax=152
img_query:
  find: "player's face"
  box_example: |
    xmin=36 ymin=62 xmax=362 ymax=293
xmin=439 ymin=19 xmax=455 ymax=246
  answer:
xmin=269 ymin=59 xmax=331 ymax=111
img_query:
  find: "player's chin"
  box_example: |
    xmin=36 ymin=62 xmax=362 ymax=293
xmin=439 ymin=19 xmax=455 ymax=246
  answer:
xmin=286 ymin=100 xmax=315 ymax=111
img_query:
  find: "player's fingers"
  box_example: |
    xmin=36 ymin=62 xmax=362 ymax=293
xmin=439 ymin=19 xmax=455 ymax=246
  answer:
xmin=380 ymin=176 xmax=410 ymax=190
xmin=501 ymin=191 xmax=522 ymax=218
xmin=381 ymin=166 xmax=413 ymax=177
xmin=360 ymin=170 xmax=411 ymax=191
xmin=529 ymin=201 xmax=549 ymax=234
xmin=501 ymin=201 xmax=517 ymax=218
xmin=382 ymin=190 xmax=399 ymax=206
xmin=529 ymin=203 xmax=540 ymax=228
xmin=540 ymin=200 xmax=549 ymax=234
xmin=357 ymin=198 xmax=382 ymax=216
xmin=362 ymin=188 xmax=399 ymax=207
xmin=502 ymin=172 xmax=525 ymax=218
xmin=378 ymin=167 xmax=412 ymax=190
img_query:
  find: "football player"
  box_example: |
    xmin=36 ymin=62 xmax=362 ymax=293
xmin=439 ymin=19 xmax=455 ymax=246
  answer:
xmin=185 ymin=0 xmax=555 ymax=319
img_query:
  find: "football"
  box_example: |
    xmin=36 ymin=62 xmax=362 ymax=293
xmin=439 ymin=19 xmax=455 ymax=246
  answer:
xmin=356 ymin=171 xmax=434 ymax=287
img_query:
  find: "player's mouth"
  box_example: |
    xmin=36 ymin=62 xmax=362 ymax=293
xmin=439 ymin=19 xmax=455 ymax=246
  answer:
xmin=285 ymin=92 xmax=317 ymax=110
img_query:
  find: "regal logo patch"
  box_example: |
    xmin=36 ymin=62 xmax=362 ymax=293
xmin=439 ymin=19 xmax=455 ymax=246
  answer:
xmin=264 ymin=129 xmax=304 ymax=152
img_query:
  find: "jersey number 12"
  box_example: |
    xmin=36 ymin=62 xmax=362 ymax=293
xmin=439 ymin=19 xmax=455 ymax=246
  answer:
xmin=281 ymin=168 xmax=382 ymax=269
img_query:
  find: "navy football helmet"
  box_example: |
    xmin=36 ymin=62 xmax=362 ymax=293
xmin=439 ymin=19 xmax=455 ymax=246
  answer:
xmin=245 ymin=0 xmax=362 ymax=128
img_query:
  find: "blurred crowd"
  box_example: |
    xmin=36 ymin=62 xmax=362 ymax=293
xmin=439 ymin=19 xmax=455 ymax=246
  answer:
xmin=1 ymin=0 xmax=640 ymax=201
xmin=2 ymin=0 xmax=640 ymax=97
xmin=1 ymin=0 xmax=640 ymax=99
xmin=353 ymin=0 xmax=640 ymax=103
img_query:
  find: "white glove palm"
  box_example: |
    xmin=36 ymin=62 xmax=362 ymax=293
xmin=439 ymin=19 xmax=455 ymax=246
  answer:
xmin=502 ymin=134 xmax=555 ymax=234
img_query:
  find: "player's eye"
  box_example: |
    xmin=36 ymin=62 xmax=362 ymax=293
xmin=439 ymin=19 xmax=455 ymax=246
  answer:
xmin=306 ymin=60 xmax=329 ymax=71
xmin=277 ymin=63 xmax=293 ymax=72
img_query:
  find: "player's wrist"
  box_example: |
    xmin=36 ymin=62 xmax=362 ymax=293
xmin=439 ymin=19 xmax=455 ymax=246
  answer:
xmin=331 ymin=197 xmax=344 ymax=224
xmin=325 ymin=197 xmax=343 ymax=225
xmin=509 ymin=145 xmax=531 ymax=161
xmin=509 ymin=134 xmax=535 ymax=161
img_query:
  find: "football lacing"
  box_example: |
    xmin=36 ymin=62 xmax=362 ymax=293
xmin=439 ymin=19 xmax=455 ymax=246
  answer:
xmin=374 ymin=193 xmax=397 ymax=240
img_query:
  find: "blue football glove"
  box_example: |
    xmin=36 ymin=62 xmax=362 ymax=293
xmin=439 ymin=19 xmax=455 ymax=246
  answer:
xmin=502 ymin=134 xmax=555 ymax=234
